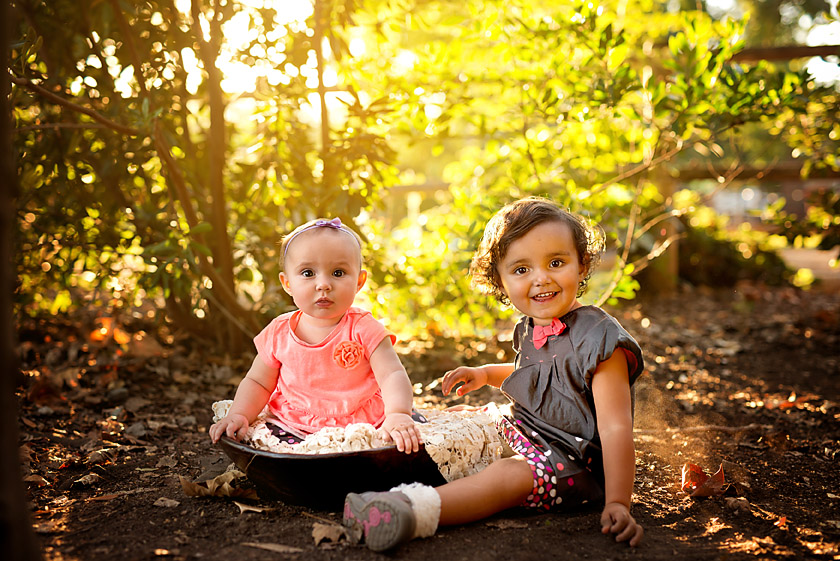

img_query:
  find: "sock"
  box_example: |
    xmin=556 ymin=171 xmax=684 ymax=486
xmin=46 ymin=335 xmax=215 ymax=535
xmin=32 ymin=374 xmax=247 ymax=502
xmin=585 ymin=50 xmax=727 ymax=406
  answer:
xmin=390 ymin=483 xmax=441 ymax=538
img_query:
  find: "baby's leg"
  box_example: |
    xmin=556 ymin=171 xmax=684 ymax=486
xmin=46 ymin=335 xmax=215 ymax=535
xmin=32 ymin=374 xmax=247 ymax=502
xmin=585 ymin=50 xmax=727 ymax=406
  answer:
xmin=438 ymin=455 xmax=534 ymax=525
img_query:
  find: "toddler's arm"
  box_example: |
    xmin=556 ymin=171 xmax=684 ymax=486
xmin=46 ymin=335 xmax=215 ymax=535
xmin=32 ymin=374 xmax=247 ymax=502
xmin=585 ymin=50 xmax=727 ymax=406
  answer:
xmin=591 ymin=350 xmax=643 ymax=547
xmin=209 ymin=355 xmax=279 ymax=443
xmin=370 ymin=338 xmax=421 ymax=454
xmin=441 ymin=363 xmax=515 ymax=397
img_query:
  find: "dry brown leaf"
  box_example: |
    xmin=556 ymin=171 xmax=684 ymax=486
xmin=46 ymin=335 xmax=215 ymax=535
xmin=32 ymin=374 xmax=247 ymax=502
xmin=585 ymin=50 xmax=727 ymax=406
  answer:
xmin=156 ymin=455 xmax=178 ymax=468
xmin=73 ymin=473 xmax=104 ymax=487
xmin=312 ymin=522 xmax=346 ymax=546
xmin=725 ymin=497 xmax=750 ymax=512
xmin=91 ymin=493 xmax=121 ymax=502
xmin=86 ymin=449 xmax=115 ymax=465
xmin=24 ymin=474 xmax=50 ymax=487
xmin=234 ymin=501 xmax=273 ymax=514
xmin=19 ymin=444 xmax=34 ymax=464
xmin=242 ymin=542 xmax=303 ymax=554
xmin=179 ymin=471 xmax=258 ymax=500
xmin=154 ymin=497 xmax=180 ymax=508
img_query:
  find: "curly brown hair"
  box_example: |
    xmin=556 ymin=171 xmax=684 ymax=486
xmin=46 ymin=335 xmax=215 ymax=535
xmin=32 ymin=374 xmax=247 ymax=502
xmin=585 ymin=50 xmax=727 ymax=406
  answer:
xmin=470 ymin=197 xmax=605 ymax=305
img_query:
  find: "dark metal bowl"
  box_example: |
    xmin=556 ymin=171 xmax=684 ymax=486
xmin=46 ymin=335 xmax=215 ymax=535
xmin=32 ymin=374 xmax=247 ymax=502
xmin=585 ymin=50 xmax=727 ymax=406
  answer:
xmin=218 ymin=436 xmax=446 ymax=511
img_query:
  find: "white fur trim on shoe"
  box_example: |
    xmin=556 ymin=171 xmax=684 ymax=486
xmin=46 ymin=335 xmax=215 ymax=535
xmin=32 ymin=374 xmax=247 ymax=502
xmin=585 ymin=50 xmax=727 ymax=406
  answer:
xmin=390 ymin=483 xmax=441 ymax=538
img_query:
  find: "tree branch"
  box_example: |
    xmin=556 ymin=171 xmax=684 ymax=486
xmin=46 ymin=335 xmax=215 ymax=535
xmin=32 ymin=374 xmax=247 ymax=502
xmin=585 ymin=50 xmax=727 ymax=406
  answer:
xmin=108 ymin=0 xmax=148 ymax=97
xmin=9 ymin=74 xmax=141 ymax=136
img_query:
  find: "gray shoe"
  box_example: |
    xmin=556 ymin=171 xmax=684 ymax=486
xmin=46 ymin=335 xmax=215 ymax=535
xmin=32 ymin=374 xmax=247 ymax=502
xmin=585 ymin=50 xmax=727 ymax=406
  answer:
xmin=343 ymin=491 xmax=416 ymax=551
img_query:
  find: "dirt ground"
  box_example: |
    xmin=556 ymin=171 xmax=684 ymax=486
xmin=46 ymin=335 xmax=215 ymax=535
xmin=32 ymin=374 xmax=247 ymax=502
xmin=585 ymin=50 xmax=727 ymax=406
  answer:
xmin=15 ymin=284 xmax=840 ymax=560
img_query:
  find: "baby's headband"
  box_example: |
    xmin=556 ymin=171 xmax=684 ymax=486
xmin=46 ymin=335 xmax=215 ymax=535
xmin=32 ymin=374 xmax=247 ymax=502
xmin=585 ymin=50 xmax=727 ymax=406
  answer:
xmin=282 ymin=218 xmax=362 ymax=260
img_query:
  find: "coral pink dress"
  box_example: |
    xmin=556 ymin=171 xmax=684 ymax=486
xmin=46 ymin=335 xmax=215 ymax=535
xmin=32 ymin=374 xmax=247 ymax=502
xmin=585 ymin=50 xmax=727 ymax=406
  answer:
xmin=254 ymin=307 xmax=395 ymax=437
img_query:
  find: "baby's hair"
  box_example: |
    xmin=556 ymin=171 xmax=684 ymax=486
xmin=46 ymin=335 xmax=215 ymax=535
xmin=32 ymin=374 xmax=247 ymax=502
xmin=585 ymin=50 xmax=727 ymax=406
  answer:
xmin=279 ymin=218 xmax=364 ymax=270
xmin=470 ymin=196 xmax=605 ymax=305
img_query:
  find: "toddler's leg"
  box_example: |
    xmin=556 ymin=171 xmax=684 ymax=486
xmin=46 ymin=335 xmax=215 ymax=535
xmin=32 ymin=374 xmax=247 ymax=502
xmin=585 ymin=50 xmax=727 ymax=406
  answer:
xmin=438 ymin=455 xmax=534 ymax=525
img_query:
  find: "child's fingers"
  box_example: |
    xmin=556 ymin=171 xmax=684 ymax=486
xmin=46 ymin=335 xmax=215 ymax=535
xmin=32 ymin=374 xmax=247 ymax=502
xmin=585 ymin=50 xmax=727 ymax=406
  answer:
xmin=455 ymin=379 xmax=480 ymax=396
xmin=441 ymin=369 xmax=469 ymax=395
xmin=404 ymin=426 xmax=420 ymax=453
xmin=615 ymin=522 xmax=643 ymax=545
xmin=628 ymin=525 xmax=644 ymax=547
xmin=390 ymin=429 xmax=406 ymax=452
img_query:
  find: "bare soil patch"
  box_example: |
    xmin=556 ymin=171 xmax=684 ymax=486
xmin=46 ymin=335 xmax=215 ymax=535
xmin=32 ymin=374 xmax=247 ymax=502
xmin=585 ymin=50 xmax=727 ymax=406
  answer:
xmin=16 ymin=285 xmax=840 ymax=560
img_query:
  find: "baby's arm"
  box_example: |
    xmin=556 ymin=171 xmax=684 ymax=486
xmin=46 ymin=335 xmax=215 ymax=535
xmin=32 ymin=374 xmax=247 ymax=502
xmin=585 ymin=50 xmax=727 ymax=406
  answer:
xmin=209 ymin=355 xmax=279 ymax=443
xmin=370 ymin=337 xmax=421 ymax=454
xmin=591 ymin=350 xmax=643 ymax=547
xmin=441 ymin=363 xmax=515 ymax=397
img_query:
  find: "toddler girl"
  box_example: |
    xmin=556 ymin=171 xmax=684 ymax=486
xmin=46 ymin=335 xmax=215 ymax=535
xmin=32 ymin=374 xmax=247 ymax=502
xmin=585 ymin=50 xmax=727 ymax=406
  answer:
xmin=342 ymin=197 xmax=645 ymax=548
xmin=209 ymin=218 xmax=421 ymax=453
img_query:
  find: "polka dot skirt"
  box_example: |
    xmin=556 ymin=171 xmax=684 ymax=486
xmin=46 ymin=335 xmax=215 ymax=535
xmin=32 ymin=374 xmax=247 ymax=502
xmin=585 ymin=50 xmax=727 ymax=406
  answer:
xmin=497 ymin=417 xmax=592 ymax=510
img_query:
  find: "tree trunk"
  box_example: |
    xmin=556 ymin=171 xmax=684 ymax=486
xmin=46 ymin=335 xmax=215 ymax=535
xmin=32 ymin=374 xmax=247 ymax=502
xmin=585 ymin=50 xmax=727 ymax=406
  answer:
xmin=190 ymin=0 xmax=242 ymax=346
xmin=1 ymin=2 xmax=43 ymax=559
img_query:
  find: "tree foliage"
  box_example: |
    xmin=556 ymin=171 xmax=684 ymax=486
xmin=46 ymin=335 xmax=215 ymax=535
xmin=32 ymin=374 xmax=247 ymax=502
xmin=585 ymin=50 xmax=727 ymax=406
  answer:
xmin=10 ymin=0 xmax=838 ymax=340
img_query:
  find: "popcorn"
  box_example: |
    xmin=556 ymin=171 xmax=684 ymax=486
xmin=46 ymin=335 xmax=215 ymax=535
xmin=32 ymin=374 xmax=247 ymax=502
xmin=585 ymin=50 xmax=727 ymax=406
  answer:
xmin=211 ymin=401 xmax=504 ymax=481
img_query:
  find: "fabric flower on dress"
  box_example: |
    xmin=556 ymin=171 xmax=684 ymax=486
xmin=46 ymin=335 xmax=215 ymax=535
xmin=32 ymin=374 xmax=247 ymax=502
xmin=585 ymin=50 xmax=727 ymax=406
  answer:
xmin=333 ymin=340 xmax=364 ymax=369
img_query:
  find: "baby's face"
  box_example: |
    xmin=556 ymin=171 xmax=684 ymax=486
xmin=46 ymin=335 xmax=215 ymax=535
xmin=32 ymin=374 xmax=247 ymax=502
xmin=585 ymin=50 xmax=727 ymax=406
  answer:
xmin=280 ymin=228 xmax=366 ymax=325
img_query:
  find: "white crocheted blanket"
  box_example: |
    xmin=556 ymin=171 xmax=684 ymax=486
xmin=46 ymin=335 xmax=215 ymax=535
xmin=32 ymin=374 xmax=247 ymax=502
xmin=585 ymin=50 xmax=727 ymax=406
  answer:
xmin=211 ymin=401 xmax=504 ymax=482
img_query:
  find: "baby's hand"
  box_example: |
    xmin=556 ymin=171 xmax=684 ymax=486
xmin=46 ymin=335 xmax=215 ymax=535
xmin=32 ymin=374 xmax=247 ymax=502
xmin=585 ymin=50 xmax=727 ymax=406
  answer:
xmin=209 ymin=414 xmax=250 ymax=443
xmin=380 ymin=413 xmax=421 ymax=454
xmin=600 ymin=502 xmax=643 ymax=547
xmin=441 ymin=366 xmax=488 ymax=397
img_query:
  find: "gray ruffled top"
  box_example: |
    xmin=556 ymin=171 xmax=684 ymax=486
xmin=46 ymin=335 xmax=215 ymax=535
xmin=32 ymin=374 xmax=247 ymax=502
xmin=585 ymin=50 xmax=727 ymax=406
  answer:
xmin=500 ymin=306 xmax=645 ymax=485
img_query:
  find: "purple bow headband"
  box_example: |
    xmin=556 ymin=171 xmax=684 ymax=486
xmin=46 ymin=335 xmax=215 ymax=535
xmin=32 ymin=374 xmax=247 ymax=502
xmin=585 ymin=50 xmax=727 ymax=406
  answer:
xmin=283 ymin=218 xmax=361 ymax=260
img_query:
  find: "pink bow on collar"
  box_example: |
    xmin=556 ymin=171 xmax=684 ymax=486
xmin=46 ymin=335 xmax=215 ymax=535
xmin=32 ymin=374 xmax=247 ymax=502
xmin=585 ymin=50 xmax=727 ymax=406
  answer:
xmin=533 ymin=318 xmax=566 ymax=349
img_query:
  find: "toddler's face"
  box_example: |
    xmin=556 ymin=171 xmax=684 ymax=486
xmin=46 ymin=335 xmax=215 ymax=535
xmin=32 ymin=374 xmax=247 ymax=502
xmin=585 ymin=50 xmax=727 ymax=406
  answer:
xmin=280 ymin=228 xmax=366 ymax=325
xmin=496 ymin=220 xmax=585 ymax=325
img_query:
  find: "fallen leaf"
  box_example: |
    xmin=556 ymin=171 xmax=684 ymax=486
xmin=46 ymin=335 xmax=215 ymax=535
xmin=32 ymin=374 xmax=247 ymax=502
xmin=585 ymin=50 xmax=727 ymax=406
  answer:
xmin=681 ymin=463 xmax=708 ymax=493
xmin=91 ymin=493 xmax=120 ymax=502
xmin=681 ymin=463 xmax=729 ymax=497
xmin=774 ymin=516 xmax=788 ymax=528
xmin=156 ymin=455 xmax=178 ymax=468
xmin=242 ymin=542 xmax=303 ymax=553
xmin=154 ymin=497 xmax=181 ymax=508
xmin=73 ymin=473 xmax=104 ymax=487
xmin=234 ymin=501 xmax=274 ymax=514
xmin=86 ymin=449 xmax=115 ymax=464
xmin=19 ymin=444 xmax=34 ymax=464
xmin=24 ymin=474 xmax=50 ymax=487
xmin=312 ymin=522 xmax=346 ymax=546
xmin=179 ymin=471 xmax=258 ymax=500
xmin=725 ymin=497 xmax=750 ymax=512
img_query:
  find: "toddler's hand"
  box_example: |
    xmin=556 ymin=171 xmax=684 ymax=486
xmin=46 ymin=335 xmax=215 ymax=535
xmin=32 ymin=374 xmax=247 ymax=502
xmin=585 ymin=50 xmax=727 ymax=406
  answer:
xmin=209 ymin=414 xmax=250 ymax=443
xmin=600 ymin=502 xmax=643 ymax=547
xmin=380 ymin=412 xmax=421 ymax=454
xmin=441 ymin=366 xmax=488 ymax=397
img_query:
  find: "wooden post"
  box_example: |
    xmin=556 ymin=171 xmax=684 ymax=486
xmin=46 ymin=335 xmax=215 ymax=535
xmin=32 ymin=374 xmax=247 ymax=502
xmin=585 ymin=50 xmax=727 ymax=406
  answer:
xmin=646 ymin=170 xmax=680 ymax=293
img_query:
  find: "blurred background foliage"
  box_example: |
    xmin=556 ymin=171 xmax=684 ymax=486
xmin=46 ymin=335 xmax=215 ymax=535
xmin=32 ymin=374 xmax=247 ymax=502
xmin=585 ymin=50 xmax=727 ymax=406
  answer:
xmin=9 ymin=0 xmax=840 ymax=347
